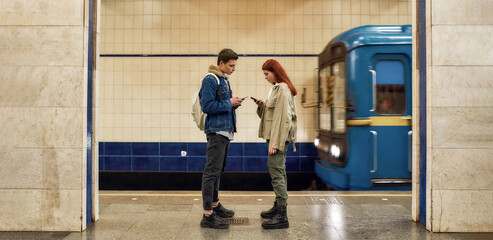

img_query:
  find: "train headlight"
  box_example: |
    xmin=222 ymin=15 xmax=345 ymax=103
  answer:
xmin=329 ymin=141 xmax=346 ymax=162
xmin=330 ymin=144 xmax=340 ymax=158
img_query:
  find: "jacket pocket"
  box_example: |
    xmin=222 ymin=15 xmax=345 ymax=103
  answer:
xmin=218 ymin=85 xmax=230 ymax=100
xmin=264 ymin=108 xmax=274 ymax=121
xmin=265 ymin=97 xmax=276 ymax=108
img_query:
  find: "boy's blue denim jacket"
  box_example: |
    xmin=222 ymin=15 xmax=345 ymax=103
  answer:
xmin=199 ymin=65 xmax=237 ymax=134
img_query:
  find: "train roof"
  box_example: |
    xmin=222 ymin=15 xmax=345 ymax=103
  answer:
xmin=330 ymin=25 xmax=412 ymax=51
xmin=319 ymin=25 xmax=412 ymax=66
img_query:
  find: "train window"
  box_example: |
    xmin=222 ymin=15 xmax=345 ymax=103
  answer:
xmin=375 ymin=60 xmax=406 ymax=115
xmin=332 ymin=62 xmax=346 ymax=133
xmin=319 ymin=66 xmax=332 ymax=131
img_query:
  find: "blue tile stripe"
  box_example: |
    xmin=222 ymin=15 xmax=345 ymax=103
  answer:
xmin=99 ymin=142 xmax=318 ymax=172
xmin=100 ymin=54 xmax=318 ymax=58
xmin=418 ymin=0 xmax=427 ymax=226
xmin=87 ymin=0 xmax=94 ymax=225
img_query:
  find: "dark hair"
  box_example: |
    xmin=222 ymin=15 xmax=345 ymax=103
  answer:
xmin=217 ymin=48 xmax=238 ymax=65
xmin=262 ymin=59 xmax=297 ymax=96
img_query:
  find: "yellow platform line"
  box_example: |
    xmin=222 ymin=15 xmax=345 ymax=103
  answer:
xmin=100 ymin=193 xmax=411 ymax=197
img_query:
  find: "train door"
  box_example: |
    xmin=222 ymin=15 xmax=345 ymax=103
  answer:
xmin=369 ymin=55 xmax=412 ymax=186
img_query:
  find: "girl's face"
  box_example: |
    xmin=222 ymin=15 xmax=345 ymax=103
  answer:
xmin=263 ymin=70 xmax=277 ymax=85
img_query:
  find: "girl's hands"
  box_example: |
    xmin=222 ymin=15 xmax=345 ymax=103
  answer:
xmin=255 ymin=99 xmax=264 ymax=107
xmin=268 ymin=148 xmax=277 ymax=155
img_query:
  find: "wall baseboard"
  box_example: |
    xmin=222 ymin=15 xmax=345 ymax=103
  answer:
xmin=100 ymin=171 xmax=317 ymax=191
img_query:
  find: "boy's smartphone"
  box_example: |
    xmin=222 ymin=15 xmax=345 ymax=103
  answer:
xmin=250 ymin=97 xmax=258 ymax=102
xmin=241 ymin=96 xmax=248 ymax=100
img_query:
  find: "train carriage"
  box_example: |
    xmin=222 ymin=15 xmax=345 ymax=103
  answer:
xmin=314 ymin=25 xmax=413 ymax=190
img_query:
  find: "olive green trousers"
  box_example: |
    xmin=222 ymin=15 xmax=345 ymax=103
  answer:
xmin=266 ymin=140 xmax=290 ymax=207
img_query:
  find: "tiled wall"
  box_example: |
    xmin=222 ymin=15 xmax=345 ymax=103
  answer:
xmin=98 ymin=0 xmax=412 ymax=143
xmin=99 ymin=142 xmax=317 ymax=172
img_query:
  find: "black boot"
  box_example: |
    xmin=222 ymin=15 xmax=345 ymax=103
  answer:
xmin=200 ymin=212 xmax=230 ymax=229
xmin=261 ymin=206 xmax=289 ymax=229
xmin=213 ymin=202 xmax=235 ymax=218
xmin=260 ymin=201 xmax=278 ymax=219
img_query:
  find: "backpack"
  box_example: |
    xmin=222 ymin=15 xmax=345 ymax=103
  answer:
xmin=191 ymin=73 xmax=220 ymax=131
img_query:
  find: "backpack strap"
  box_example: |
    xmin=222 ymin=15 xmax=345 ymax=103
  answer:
xmin=202 ymin=73 xmax=221 ymax=101
xmin=206 ymin=73 xmax=220 ymax=85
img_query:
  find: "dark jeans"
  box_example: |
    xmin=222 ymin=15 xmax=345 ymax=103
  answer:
xmin=202 ymin=133 xmax=230 ymax=210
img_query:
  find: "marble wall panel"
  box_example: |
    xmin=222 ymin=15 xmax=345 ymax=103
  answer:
xmin=0 ymin=188 xmax=81 ymax=231
xmin=432 ymin=66 xmax=493 ymax=108
xmin=0 ymin=0 xmax=90 ymax=232
xmin=431 ymin=149 xmax=493 ymax=190
xmin=432 ymin=0 xmax=482 ymax=25
xmin=432 ymin=0 xmax=493 ymax=25
xmin=0 ymin=66 xmax=84 ymax=107
xmin=0 ymin=0 xmax=83 ymax=26
xmin=0 ymin=26 xmax=84 ymax=67
xmin=431 ymin=107 xmax=493 ymax=149
xmin=0 ymin=107 xmax=84 ymax=149
xmin=431 ymin=190 xmax=493 ymax=232
xmin=44 ymin=148 xmax=83 ymax=190
xmin=412 ymin=68 xmax=419 ymax=108
xmin=412 ymin=137 xmax=420 ymax=182
xmin=0 ymin=190 xmax=42 ymax=231
xmin=432 ymin=26 xmax=493 ymax=66
xmin=40 ymin=189 xmax=83 ymax=231
xmin=412 ymin=181 xmax=420 ymax=222
xmin=0 ymin=147 xmax=42 ymax=189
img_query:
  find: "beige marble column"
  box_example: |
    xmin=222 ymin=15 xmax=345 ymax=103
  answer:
xmin=0 ymin=0 xmax=97 ymax=231
xmin=411 ymin=0 xmax=420 ymax=223
xmin=418 ymin=0 xmax=493 ymax=232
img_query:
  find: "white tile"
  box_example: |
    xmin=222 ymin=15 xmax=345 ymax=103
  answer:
xmin=97 ymin=0 xmax=416 ymax=142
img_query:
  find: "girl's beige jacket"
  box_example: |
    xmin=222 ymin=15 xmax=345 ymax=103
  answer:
xmin=257 ymin=83 xmax=298 ymax=152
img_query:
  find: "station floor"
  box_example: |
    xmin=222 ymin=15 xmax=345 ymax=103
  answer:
xmin=1 ymin=191 xmax=492 ymax=240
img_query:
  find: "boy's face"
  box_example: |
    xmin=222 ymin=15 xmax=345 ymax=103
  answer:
xmin=218 ymin=59 xmax=237 ymax=75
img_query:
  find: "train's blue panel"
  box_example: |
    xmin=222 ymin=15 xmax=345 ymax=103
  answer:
xmin=329 ymin=25 xmax=412 ymax=52
xmin=348 ymin=50 xmax=412 ymax=118
xmin=370 ymin=126 xmax=412 ymax=178
xmin=316 ymin=25 xmax=412 ymax=190
xmin=375 ymin=61 xmax=404 ymax=84
xmin=315 ymin=160 xmax=349 ymax=190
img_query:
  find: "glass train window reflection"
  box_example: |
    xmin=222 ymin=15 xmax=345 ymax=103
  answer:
xmin=332 ymin=62 xmax=346 ymax=133
xmin=319 ymin=66 xmax=332 ymax=131
xmin=375 ymin=60 xmax=406 ymax=115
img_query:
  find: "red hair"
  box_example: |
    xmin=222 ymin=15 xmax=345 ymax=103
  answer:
xmin=262 ymin=59 xmax=297 ymax=96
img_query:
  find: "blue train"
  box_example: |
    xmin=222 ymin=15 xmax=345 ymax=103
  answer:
xmin=314 ymin=25 xmax=412 ymax=190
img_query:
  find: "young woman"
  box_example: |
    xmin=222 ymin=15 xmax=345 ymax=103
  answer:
xmin=254 ymin=59 xmax=297 ymax=229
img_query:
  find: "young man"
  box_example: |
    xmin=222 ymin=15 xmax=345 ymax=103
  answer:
xmin=199 ymin=49 xmax=243 ymax=229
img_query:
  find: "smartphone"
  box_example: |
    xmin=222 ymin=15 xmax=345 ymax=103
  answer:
xmin=241 ymin=96 xmax=248 ymax=100
xmin=250 ymin=97 xmax=258 ymax=102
